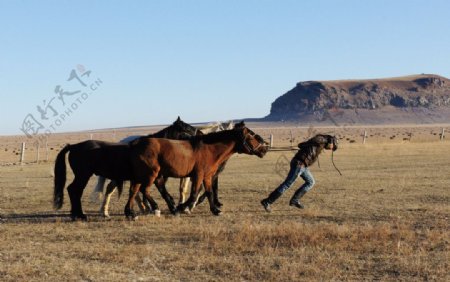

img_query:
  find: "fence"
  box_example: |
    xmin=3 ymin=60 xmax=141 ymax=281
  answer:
xmin=0 ymin=127 xmax=448 ymax=165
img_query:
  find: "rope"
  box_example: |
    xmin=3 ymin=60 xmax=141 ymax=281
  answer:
xmin=331 ymin=150 xmax=342 ymax=176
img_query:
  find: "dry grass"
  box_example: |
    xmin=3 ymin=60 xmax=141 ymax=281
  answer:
xmin=1 ymin=128 xmax=449 ymax=281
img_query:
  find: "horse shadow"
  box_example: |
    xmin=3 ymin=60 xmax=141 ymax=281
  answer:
xmin=0 ymin=210 xmax=177 ymax=224
xmin=0 ymin=211 xmax=116 ymax=224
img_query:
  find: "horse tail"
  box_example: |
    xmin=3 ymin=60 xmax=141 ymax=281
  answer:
xmin=54 ymin=144 xmax=71 ymax=210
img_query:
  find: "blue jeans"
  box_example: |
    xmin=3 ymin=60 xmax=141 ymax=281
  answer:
xmin=275 ymin=160 xmax=315 ymax=195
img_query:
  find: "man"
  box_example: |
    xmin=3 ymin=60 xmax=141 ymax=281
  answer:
xmin=261 ymin=134 xmax=338 ymax=212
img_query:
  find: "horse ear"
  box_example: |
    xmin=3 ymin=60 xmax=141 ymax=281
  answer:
xmin=234 ymin=121 xmax=245 ymax=129
xmin=173 ymin=116 xmax=181 ymax=125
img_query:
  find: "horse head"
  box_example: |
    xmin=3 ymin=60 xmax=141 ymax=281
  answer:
xmin=168 ymin=116 xmax=198 ymax=139
xmin=234 ymin=121 xmax=268 ymax=158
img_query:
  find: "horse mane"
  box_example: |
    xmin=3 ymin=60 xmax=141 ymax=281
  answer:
xmin=190 ymin=129 xmax=241 ymax=147
xmin=148 ymin=127 xmax=169 ymax=138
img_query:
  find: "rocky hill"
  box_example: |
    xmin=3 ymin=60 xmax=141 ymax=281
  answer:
xmin=265 ymin=74 xmax=450 ymax=124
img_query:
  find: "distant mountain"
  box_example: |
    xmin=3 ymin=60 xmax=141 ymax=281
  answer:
xmin=264 ymin=74 xmax=450 ymax=124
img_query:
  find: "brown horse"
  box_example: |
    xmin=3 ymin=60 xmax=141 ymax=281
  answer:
xmin=92 ymin=117 xmax=201 ymax=216
xmin=125 ymin=122 xmax=268 ymax=218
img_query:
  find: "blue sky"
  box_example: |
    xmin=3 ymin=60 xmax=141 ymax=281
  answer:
xmin=1 ymin=0 xmax=449 ymax=135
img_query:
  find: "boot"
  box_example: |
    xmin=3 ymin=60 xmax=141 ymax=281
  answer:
xmin=289 ymin=189 xmax=307 ymax=209
xmin=261 ymin=190 xmax=283 ymax=213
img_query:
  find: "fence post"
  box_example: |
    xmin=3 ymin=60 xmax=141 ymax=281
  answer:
xmin=289 ymin=130 xmax=293 ymax=147
xmin=269 ymin=134 xmax=274 ymax=148
xmin=35 ymin=141 xmax=40 ymax=163
xmin=440 ymin=128 xmax=445 ymax=141
xmin=362 ymin=130 xmax=367 ymax=144
xmin=45 ymin=136 xmax=49 ymax=161
xmin=20 ymin=142 xmax=26 ymax=164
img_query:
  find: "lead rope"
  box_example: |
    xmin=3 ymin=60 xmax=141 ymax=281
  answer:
xmin=331 ymin=150 xmax=342 ymax=176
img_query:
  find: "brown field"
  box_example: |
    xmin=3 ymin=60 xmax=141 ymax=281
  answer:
xmin=1 ymin=124 xmax=449 ymax=281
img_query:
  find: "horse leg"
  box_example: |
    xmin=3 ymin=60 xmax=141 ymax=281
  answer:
xmin=90 ymin=176 xmax=106 ymax=203
xmin=177 ymin=176 xmax=202 ymax=213
xmin=155 ymin=176 xmax=177 ymax=214
xmin=136 ymin=185 xmax=159 ymax=215
xmin=124 ymin=182 xmax=142 ymax=220
xmin=141 ymin=193 xmax=153 ymax=212
xmin=188 ymin=184 xmax=204 ymax=211
xmin=101 ymin=180 xmax=117 ymax=218
xmin=67 ymin=174 xmax=92 ymax=221
xmin=212 ymin=175 xmax=222 ymax=207
xmin=125 ymin=171 xmax=159 ymax=220
xmin=142 ymin=186 xmax=160 ymax=214
xmin=203 ymin=176 xmax=221 ymax=216
xmin=176 ymin=180 xmax=195 ymax=214
xmin=194 ymin=184 xmax=207 ymax=207
xmin=135 ymin=188 xmax=148 ymax=214
xmin=179 ymin=178 xmax=191 ymax=205
xmin=146 ymin=193 xmax=160 ymax=213
xmin=196 ymin=174 xmax=222 ymax=208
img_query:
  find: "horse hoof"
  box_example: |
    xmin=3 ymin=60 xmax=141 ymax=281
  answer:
xmin=126 ymin=215 xmax=138 ymax=221
xmin=125 ymin=210 xmax=137 ymax=220
xmin=71 ymin=214 xmax=88 ymax=221
xmin=215 ymin=202 xmax=223 ymax=208
xmin=176 ymin=204 xmax=191 ymax=214
xmin=212 ymin=209 xmax=222 ymax=216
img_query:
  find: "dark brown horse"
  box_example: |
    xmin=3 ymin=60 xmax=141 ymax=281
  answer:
xmin=54 ymin=141 xmax=131 ymax=220
xmin=124 ymin=122 xmax=268 ymax=218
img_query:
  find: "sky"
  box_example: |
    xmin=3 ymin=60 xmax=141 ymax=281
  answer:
xmin=1 ymin=0 xmax=450 ymax=136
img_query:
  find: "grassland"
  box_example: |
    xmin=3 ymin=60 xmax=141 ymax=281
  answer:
xmin=0 ymin=127 xmax=449 ymax=281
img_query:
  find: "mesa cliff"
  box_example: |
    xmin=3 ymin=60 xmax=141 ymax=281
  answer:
xmin=264 ymin=74 xmax=450 ymax=124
